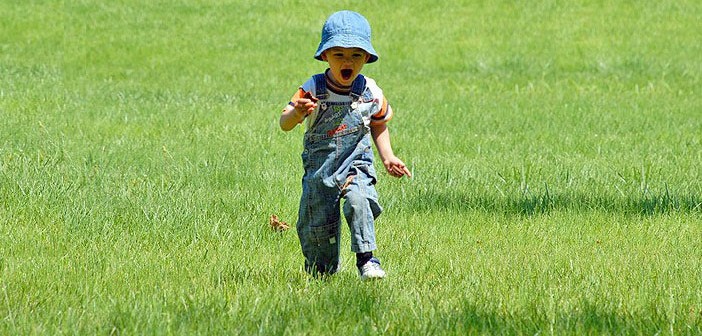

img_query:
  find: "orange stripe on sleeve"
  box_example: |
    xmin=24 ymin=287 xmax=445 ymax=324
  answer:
xmin=370 ymin=97 xmax=393 ymax=125
xmin=283 ymin=88 xmax=305 ymax=112
xmin=371 ymin=97 xmax=388 ymax=119
xmin=290 ymin=88 xmax=305 ymax=104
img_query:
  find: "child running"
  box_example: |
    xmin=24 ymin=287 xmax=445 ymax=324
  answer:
xmin=280 ymin=10 xmax=411 ymax=280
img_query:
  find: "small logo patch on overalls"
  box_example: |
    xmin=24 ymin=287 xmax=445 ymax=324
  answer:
xmin=326 ymin=124 xmax=348 ymax=137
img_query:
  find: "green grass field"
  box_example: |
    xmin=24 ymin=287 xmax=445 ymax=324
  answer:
xmin=1 ymin=0 xmax=701 ymax=334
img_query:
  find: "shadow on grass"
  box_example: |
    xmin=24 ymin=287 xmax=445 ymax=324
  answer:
xmin=398 ymin=188 xmax=702 ymax=217
xmin=442 ymin=300 xmax=700 ymax=335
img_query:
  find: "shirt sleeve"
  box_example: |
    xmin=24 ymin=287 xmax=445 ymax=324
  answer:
xmin=370 ymin=97 xmax=394 ymax=125
xmin=286 ymin=88 xmax=305 ymax=108
xmin=283 ymin=78 xmax=318 ymax=127
xmin=286 ymin=78 xmax=316 ymax=108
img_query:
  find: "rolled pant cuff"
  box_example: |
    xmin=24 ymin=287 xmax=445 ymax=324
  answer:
xmin=351 ymin=243 xmax=377 ymax=253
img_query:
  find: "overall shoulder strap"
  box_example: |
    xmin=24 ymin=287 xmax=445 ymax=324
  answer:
xmin=349 ymin=74 xmax=366 ymax=100
xmin=312 ymin=73 xmax=328 ymax=99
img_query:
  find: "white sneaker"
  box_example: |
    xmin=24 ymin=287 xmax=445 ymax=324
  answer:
xmin=358 ymin=257 xmax=386 ymax=280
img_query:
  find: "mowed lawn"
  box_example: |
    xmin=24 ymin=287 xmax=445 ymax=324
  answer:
xmin=1 ymin=0 xmax=701 ymax=334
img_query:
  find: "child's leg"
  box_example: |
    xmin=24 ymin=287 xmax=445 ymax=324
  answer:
xmin=342 ymin=174 xmax=388 ymax=280
xmin=297 ymin=182 xmax=342 ymax=276
xmin=341 ymin=171 xmax=382 ymax=254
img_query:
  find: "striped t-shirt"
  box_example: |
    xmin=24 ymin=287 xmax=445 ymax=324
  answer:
xmin=288 ymin=72 xmax=394 ymax=129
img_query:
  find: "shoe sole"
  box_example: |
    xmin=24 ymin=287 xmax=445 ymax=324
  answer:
xmin=360 ymin=271 xmax=386 ymax=281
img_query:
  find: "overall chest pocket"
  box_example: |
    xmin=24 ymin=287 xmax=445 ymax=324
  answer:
xmin=352 ymin=102 xmax=376 ymax=124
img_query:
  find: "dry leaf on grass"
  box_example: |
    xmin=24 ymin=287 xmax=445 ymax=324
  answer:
xmin=269 ymin=214 xmax=290 ymax=232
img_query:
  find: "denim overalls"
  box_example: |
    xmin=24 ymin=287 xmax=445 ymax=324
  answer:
xmin=297 ymin=74 xmax=383 ymax=275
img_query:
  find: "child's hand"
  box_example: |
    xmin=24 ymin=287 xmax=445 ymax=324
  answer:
xmin=293 ymin=91 xmax=318 ymax=119
xmin=383 ymin=156 xmax=412 ymax=178
xmin=293 ymin=99 xmax=316 ymax=118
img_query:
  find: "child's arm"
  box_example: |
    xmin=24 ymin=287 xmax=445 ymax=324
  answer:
xmin=279 ymin=90 xmax=317 ymax=131
xmin=370 ymin=123 xmax=412 ymax=178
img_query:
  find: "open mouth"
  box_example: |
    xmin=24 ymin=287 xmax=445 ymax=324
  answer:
xmin=340 ymin=69 xmax=353 ymax=80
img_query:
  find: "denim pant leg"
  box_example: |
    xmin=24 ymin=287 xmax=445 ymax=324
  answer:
xmin=297 ymin=180 xmax=342 ymax=275
xmin=342 ymin=170 xmax=382 ymax=253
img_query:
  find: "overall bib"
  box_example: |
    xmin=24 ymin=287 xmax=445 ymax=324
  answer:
xmin=297 ymin=74 xmax=383 ymax=275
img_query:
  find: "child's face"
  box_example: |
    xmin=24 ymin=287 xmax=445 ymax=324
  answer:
xmin=321 ymin=47 xmax=370 ymax=86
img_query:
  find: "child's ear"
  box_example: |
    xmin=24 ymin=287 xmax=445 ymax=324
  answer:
xmin=321 ymin=51 xmax=328 ymax=61
xmin=365 ymin=54 xmax=371 ymax=63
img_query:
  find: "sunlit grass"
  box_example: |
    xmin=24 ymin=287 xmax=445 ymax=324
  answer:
xmin=1 ymin=0 xmax=701 ymax=334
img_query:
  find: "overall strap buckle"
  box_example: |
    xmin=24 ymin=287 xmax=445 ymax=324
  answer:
xmin=312 ymin=74 xmax=328 ymax=100
xmin=349 ymin=74 xmax=366 ymax=102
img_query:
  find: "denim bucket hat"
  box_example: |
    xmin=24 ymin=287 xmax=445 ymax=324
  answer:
xmin=314 ymin=11 xmax=379 ymax=63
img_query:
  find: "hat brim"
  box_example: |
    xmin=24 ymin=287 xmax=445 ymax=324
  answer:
xmin=314 ymin=34 xmax=378 ymax=63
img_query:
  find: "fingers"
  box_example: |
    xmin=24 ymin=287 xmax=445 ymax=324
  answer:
xmin=400 ymin=165 xmax=412 ymax=178
xmin=294 ymin=98 xmax=317 ymax=116
xmin=295 ymin=98 xmax=312 ymax=106
xmin=387 ymin=163 xmax=412 ymax=178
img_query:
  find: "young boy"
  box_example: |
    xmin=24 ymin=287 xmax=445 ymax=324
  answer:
xmin=280 ymin=10 xmax=411 ymax=280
